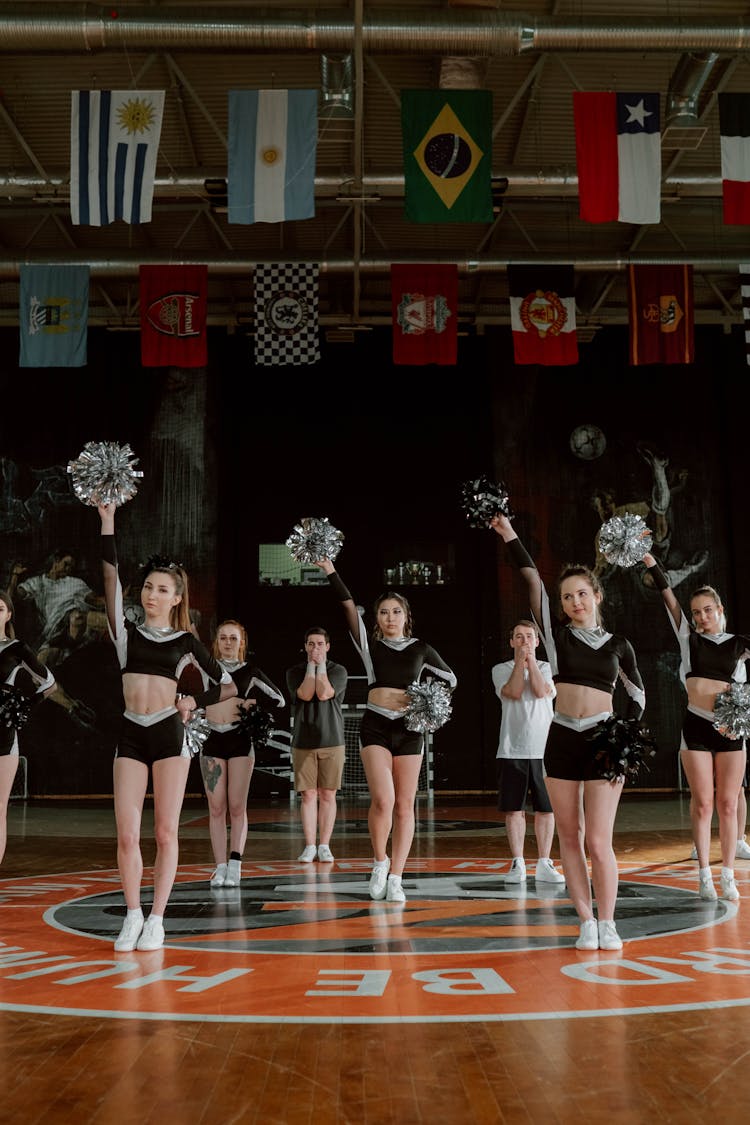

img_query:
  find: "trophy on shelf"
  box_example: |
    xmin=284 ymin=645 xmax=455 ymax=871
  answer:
xmin=435 ymin=564 xmax=445 ymax=584
xmin=406 ymin=560 xmax=423 ymax=584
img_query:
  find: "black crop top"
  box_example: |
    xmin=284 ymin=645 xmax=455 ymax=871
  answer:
xmin=0 ymin=639 xmax=55 ymax=697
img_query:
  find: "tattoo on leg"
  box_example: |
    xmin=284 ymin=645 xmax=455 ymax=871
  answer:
xmin=200 ymin=756 xmax=223 ymax=793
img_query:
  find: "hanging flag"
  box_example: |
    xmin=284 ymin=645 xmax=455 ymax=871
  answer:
xmin=70 ymin=90 xmax=165 ymax=226
xmin=228 ymin=90 xmax=318 ymax=224
xmin=628 ymin=265 xmax=694 ymax=366
xmin=402 ymin=90 xmax=493 ymax=223
xmin=19 ymin=264 xmax=89 ymax=368
xmin=508 ymin=266 xmax=578 ymax=366
xmin=391 ymin=264 xmax=458 ymax=365
xmin=254 ymin=263 xmax=320 ymax=365
xmin=741 ymin=264 xmax=750 ymax=365
xmin=719 ymin=94 xmax=750 ymax=224
xmin=139 ymin=265 xmax=208 ymax=368
xmin=573 ymin=92 xmax=661 ymax=224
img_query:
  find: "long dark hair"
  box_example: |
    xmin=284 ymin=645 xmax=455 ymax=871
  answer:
xmin=372 ymin=590 xmax=413 ymax=639
xmin=0 ymin=589 xmax=15 ymax=639
xmin=557 ymin=564 xmax=604 ymax=626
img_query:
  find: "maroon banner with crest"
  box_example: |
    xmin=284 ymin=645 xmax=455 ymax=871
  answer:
xmin=139 ymin=264 xmax=208 ymax=367
xmin=627 ymin=265 xmax=694 ymax=366
xmin=391 ymin=264 xmax=458 ymax=365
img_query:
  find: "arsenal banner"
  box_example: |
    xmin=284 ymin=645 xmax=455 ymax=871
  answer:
xmin=391 ymin=264 xmax=458 ymax=365
xmin=139 ymin=265 xmax=208 ymax=367
xmin=627 ymin=265 xmax=694 ymax=366
xmin=508 ymin=265 xmax=578 ymax=365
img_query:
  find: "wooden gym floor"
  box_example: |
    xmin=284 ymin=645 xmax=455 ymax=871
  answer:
xmin=1 ymin=791 xmax=749 ymax=1125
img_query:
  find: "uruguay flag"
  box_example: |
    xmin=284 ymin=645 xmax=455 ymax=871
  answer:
xmin=574 ymin=92 xmax=661 ymax=225
xmin=228 ymin=89 xmax=318 ymax=224
xmin=70 ymin=90 xmax=165 ymax=226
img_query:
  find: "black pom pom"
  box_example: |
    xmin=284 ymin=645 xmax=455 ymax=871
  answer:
xmin=586 ymin=715 xmax=657 ymax=782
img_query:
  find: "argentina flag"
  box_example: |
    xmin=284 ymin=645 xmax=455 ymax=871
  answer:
xmin=70 ymin=90 xmax=165 ymax=226
xmin=228 ymin=89 xmax=318 ymax=224
xmin=19 ymin=265 xmax=89 ymax=367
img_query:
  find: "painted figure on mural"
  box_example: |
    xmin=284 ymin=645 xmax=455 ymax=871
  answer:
xmin=97 ymin=501 xmax=236 ymax=953
xmin=200 ymin=619 xmax=285 ymax=889
xmin=286 ymin=626 xmax=348 ymax=864
xmin=491 ymin=513 xmax=646 ymax=952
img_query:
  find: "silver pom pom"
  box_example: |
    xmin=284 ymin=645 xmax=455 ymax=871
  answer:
xmin=598 ymin=513 xmax=653 ymax=567
xmin=184 ymin=709 xmax=212 ymax=757
xmin=286 ymin=516 xmax=344 ymax=564
xmin=403 ymin=679 xmax=453 ymax=734
xmin=67 ymin=441 xmax=144 ymax=507
xmin=713 ymin=683 xmax=750 ymax=741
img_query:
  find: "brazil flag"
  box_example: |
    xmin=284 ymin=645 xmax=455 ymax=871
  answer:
xmin=402 ymin=89 xmax=493 ymax=223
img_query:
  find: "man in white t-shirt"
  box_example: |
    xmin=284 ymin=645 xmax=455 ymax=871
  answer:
xmin=492 ymin=619 xmax=564 ymax=886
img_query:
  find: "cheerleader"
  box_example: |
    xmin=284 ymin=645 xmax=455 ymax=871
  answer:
xmin=0 ymin=590 xmax=55 ymax=864
xmin=491 ymin=515 xmax=645 ymax=951
xmin=643 ymin=553 xmax=749 ymax=901
xmin=316 ymin=556 xmax=456 ymax=903
xmin=98 ymin=502 xmax=236 ymax=952
xmin=201 ymin=619 xmax=284 ymax=889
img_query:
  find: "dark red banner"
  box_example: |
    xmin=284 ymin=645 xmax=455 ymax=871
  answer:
xmin=628 ymin=265 xmax=694 ymax=366
xmin=391 ymin=264 xmax=458 ymax=365
xmin=140 ymin=264 xmax=208 ymax=367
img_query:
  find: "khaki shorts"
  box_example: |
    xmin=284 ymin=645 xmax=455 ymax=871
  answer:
xmin=293 ymin=745 xmax=345 ymax=791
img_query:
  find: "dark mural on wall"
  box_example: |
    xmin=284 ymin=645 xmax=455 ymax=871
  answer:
xmin=0 ymin=321 xmax=748 ymax=795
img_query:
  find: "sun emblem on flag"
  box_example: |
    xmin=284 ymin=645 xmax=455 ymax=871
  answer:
xmin=262 ymin=147 xmax=280 ymax=165
xmin=116 ymin=97 xmax=158 ymax=135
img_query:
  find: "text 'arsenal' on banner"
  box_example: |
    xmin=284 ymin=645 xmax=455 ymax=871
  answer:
xmin=391 ymin=264 xmax=458 ymax=365
xmin=139 ymin=265 xmax=208 ymax=368
xmin=401 ymin=89 xmax=493 ymax=223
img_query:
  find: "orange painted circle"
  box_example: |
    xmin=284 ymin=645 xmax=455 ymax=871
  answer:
xmin=0 ymin=859 xmax=748 ymax=1023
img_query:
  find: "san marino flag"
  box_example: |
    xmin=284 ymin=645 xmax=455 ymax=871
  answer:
xmin=19 ymin=264 xmax=89 ymax=367
xmin=228 ymin=89 xmax=318 ymax=224
xmin=70 ymin=90 xmax=165 ymax=226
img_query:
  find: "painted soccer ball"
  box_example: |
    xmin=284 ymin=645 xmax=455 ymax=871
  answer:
xmin=569 ymin=423 xmax=606 ymax=461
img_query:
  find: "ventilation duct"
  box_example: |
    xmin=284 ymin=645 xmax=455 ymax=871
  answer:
xmin=662 ymin=51 xmax=718 ymax=150
xmin=320 ymin=54 xmax=353 ymax=118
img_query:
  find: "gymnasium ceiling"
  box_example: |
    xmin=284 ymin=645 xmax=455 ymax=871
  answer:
xmin=1 ymin=0 xmax=750 ymax=339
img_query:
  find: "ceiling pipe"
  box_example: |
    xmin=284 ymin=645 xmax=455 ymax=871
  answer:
xmin=0 ymin=6 xmax=749 ymax=55
xmin=0 ymin=169 xmax=726 ymax=199
xmin=0 ymin=253 xmax=743 ymax=277
xmin=665 ymin=51 xmax=721 ymax=127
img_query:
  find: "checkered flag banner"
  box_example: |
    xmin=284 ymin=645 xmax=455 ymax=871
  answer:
xmin=254 ymin=262 xmax=320 ymax=366
xmin=741 ymin=263 xmax=750 ymax=366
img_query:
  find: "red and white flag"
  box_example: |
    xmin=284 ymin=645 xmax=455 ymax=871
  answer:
xmin=391 ymin=264 xmax=458 ymax=365
xmin=719 ymin=94 xmax=750 ymax=224
xmin=140 ymin=265 xmax=208 ymax=367
xmin=508 ymin=265 xmax=577 ymax=366
xmin=574 ymin=92 xmax=661 ymax=225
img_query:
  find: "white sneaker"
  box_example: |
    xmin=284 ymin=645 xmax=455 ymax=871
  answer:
xmin=114 ymin=909 xmax=144 ymax=952
xmin=369 ymin=858 xmax=390 ymax=900
xmin=535 ymin=858 xmax=565 ymax=884
xmin=690 ymin=845 xmax=698 ymax=861
xmin=699 ymin=873 xmax=718 ymax=901
xmin=317 ymin=844 xmax=335 ymax=863
xmin=504 ymin=858 xmax=527 ymax=883
xmin=298 ymin=845 xmax=317 ymax=863
xmin=575 ymin=919 xmax=598 ymax=950
xmin=736 ymin=838 xmax=750 ymax=860
xmin=210 ymin=863 xmax=228 ymax=887
xmin=223 ymin=859 xmax=241 ymax=887
xmin=386 ymin=874 xmax=406 ymax=903
xmin=598 ymin=920 xmax=623 ymax=951
xmin=136 ymin=915 xmax=165 ymax=951
xmin=721 ymin=873 xmax=740 ymax=901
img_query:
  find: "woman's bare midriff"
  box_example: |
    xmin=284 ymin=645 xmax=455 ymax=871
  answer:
xmin=206 ymin=696 xmax=243 ymax=725
xmin=555 ymin=682 xmax=613 ymax=720
xmin=122 ymin=672 xmax=179 ymax=715
xmin=369 ymin=686 xmax=408 ymax=712
xmin=687 ymin=676 xmax=730 ymax=715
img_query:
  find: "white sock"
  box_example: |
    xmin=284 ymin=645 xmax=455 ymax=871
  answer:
xmin=127 ymin=907 xmax=143 ymax=921
xmin=147 ymin=913 xmax=163 ymax=925
xmin=699 ymin=866 xmax=712 ymax=880
xmin=722 ymin=867 xmax=735 ymax=880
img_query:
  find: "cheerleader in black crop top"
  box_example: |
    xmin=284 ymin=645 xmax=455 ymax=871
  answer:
xmin=491 ymin=513 xmax=645 ymax=951
xmin=0 ymin=588 xmax=55 ymax=865
xmin=317 ymin=555 xmax=456 ymax=903
xmin=98 ymin=502 xmax=236 ymax=953
xmin=200 ymin=619 xmax=285 ymax=889
xmin=644 ymin=552 xmax=747 ymax=902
